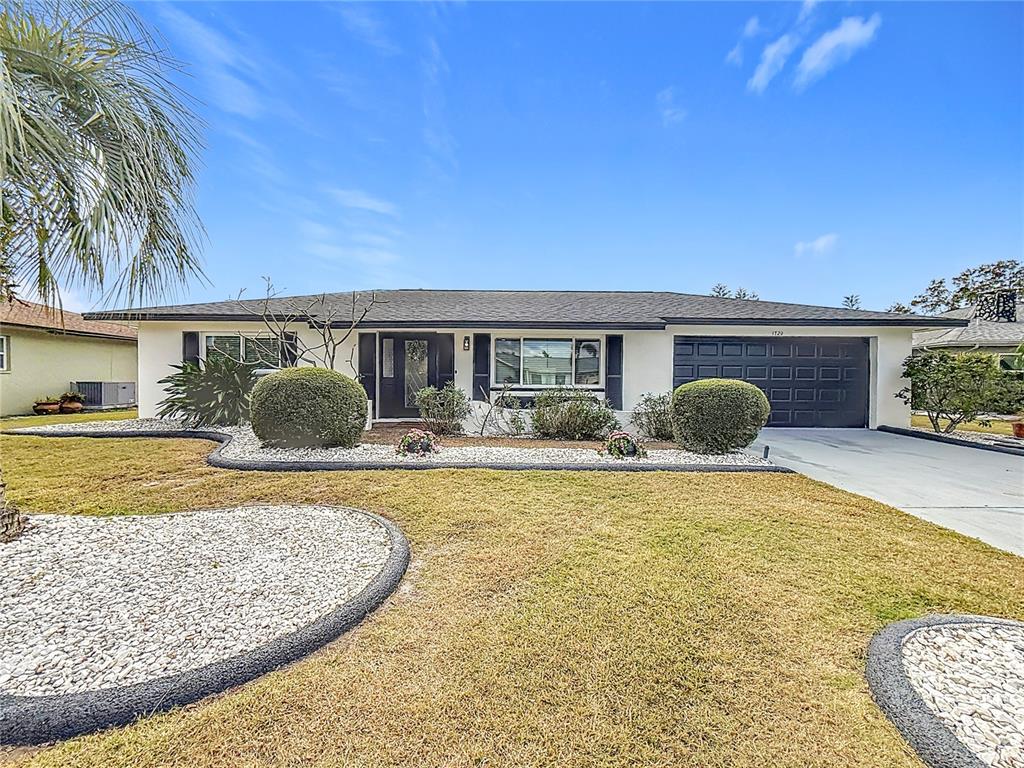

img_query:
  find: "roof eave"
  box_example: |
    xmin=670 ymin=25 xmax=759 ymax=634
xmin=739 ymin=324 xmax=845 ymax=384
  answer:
xmin=661 ymin=316 xmax=969 ymax=328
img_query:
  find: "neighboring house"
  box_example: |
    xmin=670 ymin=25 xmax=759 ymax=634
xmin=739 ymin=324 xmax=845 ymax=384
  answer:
xmin=913 ymin=291 xmax=1023 ymax=368
xmin=0 ymin=301 xmax=138 ymax=417
xmin=86 ymin=289 xmax=964 ymax=429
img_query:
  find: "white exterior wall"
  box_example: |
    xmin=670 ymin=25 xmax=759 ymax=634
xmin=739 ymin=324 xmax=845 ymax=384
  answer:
xmin=136 ymin=321 xmax=358 ymax=418
xmin=137 ymin=321 xmax=914 ymax=428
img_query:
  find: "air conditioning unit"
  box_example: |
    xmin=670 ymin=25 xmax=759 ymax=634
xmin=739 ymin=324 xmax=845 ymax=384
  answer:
xmin=71 ymin=381 xmax=137 ymax=408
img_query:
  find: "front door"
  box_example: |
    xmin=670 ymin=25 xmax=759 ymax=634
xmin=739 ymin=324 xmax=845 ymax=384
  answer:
xmin=379 ymin=333 xmax=454 ymax=418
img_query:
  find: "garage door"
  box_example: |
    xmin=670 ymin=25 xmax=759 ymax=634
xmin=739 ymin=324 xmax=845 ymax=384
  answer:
xmin=672 ymin=336 xmax=869 ymax=427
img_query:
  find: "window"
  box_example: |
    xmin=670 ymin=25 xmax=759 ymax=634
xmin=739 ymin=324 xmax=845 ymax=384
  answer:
xmin=495 ymin=338 xmax=521 ymax=383
xmin=998 ymin=352 xmax=1022 ymax=372
xmin=204 ymin=335 xmax=282 ymax=367
xmin=494 ymin=338 xmax=602 ymax=387
xmin=0 ymin=335 xmax=8 ymax=371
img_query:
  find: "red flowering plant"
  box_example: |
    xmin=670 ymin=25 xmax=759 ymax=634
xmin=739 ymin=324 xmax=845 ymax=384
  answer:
xmin=396 ymin=428 xmax=439 ymax=455
xmin=599 ymin=430 xmax=647 ymax=459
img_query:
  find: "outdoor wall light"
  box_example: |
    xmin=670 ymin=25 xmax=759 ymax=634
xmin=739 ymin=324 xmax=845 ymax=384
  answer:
xmin=463 ymin=336 xmax=471 ymax=351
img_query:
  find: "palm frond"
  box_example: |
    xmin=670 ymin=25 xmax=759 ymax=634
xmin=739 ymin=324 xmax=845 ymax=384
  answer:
xmin=0 ymin=0 xmax=206 ymax=308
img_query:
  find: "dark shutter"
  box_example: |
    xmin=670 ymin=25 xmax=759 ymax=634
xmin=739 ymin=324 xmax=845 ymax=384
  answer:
xmin=182 ymin=332 xmax=200 ymax=366
xmin=281 ymin=332 xmax=298 ymax=366
xmin=358 ymin=333 xmax=376 ymax=400
xmin=437 ymin=334 xmax=455 ymax=388
xmin=472 ymin=333 xmax=491 ymax=401
xmin=605 ymin=335 xmax=623 ymax=410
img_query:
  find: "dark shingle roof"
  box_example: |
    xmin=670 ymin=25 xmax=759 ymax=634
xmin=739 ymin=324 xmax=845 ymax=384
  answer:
xmin=84 ymin=289 xmax=965 ymax=329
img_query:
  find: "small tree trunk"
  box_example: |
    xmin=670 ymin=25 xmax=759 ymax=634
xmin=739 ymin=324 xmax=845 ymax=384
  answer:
xmin=0 ymin=467 xmax=25 ymax=542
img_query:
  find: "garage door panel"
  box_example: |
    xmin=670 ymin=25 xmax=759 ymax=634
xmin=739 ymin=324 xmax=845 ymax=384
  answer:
xmin=673 ymin=336 xmax=869 ymax=428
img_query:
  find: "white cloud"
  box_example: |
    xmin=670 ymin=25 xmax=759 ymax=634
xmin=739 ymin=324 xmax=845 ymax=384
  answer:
xmin=329 ymin=189 xmax=399 ymax=217
xmin=747 ymin=34 xmax=799 ymax=94
xmin=797 ymin=0 xmax=819 ymax=24
xmin=334 ymin=4 xmax=400 ymax=56
xmin=794 ymin=233 xmax=839 ymax=257
xmin=725 ymin=16 xmax=762 ymax=67
xmin=156 ymin=6 xmax=268 ymax=119
xmin=421 ymin=36 xmax=457 ymax=173
xmin=795 ymin=14 xmax=882 ymax=90
xmin=656 ymin=87 xmax=687 ymax=126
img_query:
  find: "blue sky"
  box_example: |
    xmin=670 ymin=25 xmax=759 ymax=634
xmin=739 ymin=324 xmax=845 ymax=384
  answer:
xmin=106 ymin=1 xmax=1023 ymax=311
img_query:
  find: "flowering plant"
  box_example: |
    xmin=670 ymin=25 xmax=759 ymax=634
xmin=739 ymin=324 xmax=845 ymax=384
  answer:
xmin=600 ymin=430 xmax=647 ymax=459
xmin=396 ymin=428 xmax=439 ymax=455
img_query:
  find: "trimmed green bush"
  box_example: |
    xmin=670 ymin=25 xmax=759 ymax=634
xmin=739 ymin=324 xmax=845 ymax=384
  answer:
xmin=631 ymin=392 xmax=674 ymax=441
xmin=415 ymin=381 xmax=471 ymax=435
xmin=531 ymin=388 xmax=619 ymax=440
xmin=250 ymin=367 xmax=367 ymax=448
xmin=671 ymin=379 xmax=770 ymax=454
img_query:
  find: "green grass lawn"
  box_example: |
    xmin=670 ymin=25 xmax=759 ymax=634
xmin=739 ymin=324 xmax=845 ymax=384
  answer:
xmin=910 ymin=413 xmax=1017 ymax=436
xmin=0 ymin=408 xmax=137 ymax=431
xmin=2 ymin=423 xmax=1023 ymax=768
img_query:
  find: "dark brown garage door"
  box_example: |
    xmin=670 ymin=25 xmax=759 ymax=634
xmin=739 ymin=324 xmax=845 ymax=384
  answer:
xmin=672 ymin=336 xmax=869 ymax=427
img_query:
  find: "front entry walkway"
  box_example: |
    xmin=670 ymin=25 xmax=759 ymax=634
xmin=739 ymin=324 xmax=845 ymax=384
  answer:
xmin=749 ymin=428 xmax=1024 ymax=556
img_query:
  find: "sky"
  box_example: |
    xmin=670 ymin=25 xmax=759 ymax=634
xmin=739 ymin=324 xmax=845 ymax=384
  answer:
xmin=85 ymin=1 xmax=1024 ymax=312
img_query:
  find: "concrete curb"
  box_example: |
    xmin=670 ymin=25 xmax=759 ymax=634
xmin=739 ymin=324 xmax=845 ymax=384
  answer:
xmin=865 ymin=614 xmax=1022 ymax=768
xmin=878 ymin=425 xmax=1024 ymax=457
xmin=5 ymin=429 xmax=793 ymax=473
xmin=0 ymin=508 xmax=411 ymax=746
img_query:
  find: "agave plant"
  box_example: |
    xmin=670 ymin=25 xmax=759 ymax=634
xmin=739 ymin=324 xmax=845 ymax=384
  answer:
xmin=157 ymin=356 xmax=259 ymax=428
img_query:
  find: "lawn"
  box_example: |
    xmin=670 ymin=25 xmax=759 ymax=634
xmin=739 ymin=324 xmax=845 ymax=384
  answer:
xmin=910 ymin=413 xmax=1017 ymax=436
xmin=2 ymin=425 xmax=1023 ymax=768
xmin=0 ymin=408 xmax=137 ymax=432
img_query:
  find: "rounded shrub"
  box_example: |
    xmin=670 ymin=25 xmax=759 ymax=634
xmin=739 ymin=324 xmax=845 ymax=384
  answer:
xmin=250 ymin=367 xmax=367 ymax=448
xmin=670 ymin=378 xmax=770 ymax=454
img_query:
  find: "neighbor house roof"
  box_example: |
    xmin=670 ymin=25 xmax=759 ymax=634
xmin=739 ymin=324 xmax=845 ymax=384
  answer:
xmin=1 ymin=300 xmax=137 ymax=341
xmin=84 ymin=289 xmax=966 ymax=330
xmin=913 ymin=301 xmax=1024 ymax=350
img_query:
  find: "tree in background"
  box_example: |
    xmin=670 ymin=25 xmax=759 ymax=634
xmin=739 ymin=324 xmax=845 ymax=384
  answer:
xmin=1 ymin=0 xmax=204 ymax=539
xmin=710 ymin=283 xmax=759 ymax=300
xmin=842 ymin=295 xmax=861 ymax=310
xmin=894 ymin=261 xmax=1023 ymax=315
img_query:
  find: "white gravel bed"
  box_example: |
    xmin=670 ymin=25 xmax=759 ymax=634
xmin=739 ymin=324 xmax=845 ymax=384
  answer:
xmin=0 ymin=506 xmax=392 ymax=697
xmin=907 ymin=425 xmax=1023 ymax=447
xmin=13 ymin=419 xmax=771 ymax=467
xmin=902 ymin=621 xmax=1024 ymax=768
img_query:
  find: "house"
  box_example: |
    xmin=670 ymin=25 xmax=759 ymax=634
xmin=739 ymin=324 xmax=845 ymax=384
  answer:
xmin=913 ymin=290 xmax=1023 ymax=369
xmin=0 ymin=300 xmax=138 ymax=417
xmin=85 ymin=289 xmax=965 ymax=429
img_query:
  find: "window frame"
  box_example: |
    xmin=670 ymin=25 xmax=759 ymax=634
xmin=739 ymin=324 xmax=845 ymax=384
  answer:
xmin=491 ymin=335 xmax=605 ymax=389
xmin=0 ymin=335 xmax=9 ymax=372
xmin=201 ymin=333 xmax=284 ymax=368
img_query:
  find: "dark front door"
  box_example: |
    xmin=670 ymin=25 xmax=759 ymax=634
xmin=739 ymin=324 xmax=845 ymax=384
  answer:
xmin=378 ymin=333 xmax=455 ymax=418
xmin=672 ymin=336 xmax=870 ymax=427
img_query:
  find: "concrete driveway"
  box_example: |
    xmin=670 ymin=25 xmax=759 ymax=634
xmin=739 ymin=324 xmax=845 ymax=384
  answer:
xmin=748 ymin=429 xmax=1024 ymax=556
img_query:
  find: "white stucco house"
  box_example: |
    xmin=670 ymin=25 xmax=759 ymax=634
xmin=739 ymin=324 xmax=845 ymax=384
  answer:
xmin=85 ymin=289 xmax=965 ymax=429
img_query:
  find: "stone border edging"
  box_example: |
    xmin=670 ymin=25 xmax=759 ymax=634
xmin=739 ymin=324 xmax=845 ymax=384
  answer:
xmin=865 ymin=614 xmax=1023 ymax=768
xmin=0 ymin=507 xmax=411 ymax=746
xmin=5 ymin=428 xmax=793 ymax=473
xmin=878 ymin=425 xmax=1024 ymax=457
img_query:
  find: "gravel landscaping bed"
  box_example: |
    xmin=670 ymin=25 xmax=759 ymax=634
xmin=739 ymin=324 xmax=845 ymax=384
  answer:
xmin=907 ymin=426 xmax=1022 ymax=448
xmin=1 ymin=506 xmax=392 ymax=697
xmin=9 ymin=419 xmax=775 ymax=470
xmin=903 ymin=621 xmax=1024 ymax=768
xmin=0 ymin=505 xmax=410 ymax=744
xmin=867 ymin=615 xmax=1024 ymax=768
